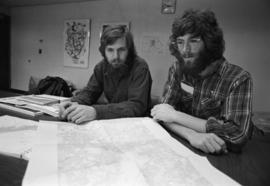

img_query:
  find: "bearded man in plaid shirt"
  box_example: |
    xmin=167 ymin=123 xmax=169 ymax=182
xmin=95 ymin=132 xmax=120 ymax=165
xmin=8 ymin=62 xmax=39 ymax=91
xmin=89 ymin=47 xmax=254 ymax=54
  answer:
xmin=151 ymin=9 xmax=253 ymax=154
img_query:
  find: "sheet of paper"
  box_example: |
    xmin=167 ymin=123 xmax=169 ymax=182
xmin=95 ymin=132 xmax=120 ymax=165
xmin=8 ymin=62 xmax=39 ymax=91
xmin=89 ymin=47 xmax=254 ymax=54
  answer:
xmin=23 ymin=118 xmax=239 ymax=186
xmin=23 ymin=123 xmax=58 ymax=186
xmin=0 ymin=115 xmax=38 ymax=159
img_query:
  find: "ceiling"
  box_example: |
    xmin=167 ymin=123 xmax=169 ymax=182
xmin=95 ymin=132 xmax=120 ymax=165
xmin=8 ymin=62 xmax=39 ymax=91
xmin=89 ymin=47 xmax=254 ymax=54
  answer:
xmin=0 ymin=0 xmax=100 ymax=7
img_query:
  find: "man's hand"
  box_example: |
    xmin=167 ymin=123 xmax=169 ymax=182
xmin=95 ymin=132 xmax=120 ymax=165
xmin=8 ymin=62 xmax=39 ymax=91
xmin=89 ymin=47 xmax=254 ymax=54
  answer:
xmin=58 ymin=102 xmax=96 ymax=124
xmin=151 ymin=103 xmax=176 ymax=123
xmin=188 ymin=132 xmax=228 ymax=154
xmin=59 ymin=101 xmax=73 ymax=120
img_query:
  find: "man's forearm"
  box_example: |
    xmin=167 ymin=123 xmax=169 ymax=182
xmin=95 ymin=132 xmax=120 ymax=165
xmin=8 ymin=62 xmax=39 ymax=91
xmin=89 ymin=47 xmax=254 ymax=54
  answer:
xmin=163 ymin=122 xmax=228 ymax=154
xmin=92 ymin=101 xmax=145 ymax=119
xmin=172 ymin=111 xmax=207 ymax=133
xmin=162 ymin=122 xmax=197 ymax=143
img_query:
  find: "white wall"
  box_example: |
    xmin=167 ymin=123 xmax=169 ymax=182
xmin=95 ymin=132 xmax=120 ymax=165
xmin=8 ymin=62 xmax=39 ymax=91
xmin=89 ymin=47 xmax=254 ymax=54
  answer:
xmin=10 ymin=0 xmax=270 ymax=112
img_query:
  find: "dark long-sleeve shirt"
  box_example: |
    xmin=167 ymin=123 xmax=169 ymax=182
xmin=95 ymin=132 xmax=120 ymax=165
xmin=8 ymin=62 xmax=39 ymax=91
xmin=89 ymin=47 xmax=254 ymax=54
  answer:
xmin=72 ymin=56 xmax=152 ymax=119
xmin=162 ymin=58 xmax=253 ymax=152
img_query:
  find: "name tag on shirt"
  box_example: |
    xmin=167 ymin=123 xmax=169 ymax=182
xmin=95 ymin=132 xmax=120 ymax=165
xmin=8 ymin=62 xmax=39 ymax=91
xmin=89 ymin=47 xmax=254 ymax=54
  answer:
xmin=181 ymin=82 xmax=194 ymax=95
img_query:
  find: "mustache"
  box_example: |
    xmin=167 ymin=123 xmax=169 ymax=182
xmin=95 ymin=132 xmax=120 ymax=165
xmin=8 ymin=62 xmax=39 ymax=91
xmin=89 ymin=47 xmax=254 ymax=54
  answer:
xmin=182 ymin=53 xmax=194 ymax=58
xmin=112 ymin=59 xmax=119 ymax=63
xmin=111 ymin=58 xmax=123 ymax=63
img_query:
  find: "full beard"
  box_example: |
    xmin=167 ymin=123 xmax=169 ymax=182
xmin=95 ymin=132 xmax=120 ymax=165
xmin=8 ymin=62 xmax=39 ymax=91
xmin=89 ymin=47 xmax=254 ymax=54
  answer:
xmin=106 ymin=58 xmax=129 ymax=76
xmin=182 ymin=49 xmax=213 ymax=78
xmin=109 ymin=59 xmax=126 ymax=69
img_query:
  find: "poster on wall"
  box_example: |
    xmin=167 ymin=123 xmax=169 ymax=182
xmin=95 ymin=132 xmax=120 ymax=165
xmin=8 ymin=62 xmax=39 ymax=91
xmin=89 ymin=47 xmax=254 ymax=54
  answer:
xmin=63 ymin=19 xmax=90 ymax=68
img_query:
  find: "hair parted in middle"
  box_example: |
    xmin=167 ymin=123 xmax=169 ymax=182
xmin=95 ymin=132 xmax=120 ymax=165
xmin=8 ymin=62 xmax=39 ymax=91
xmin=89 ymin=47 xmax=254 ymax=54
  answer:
xmin=169 ymin=9 xmax=225 ymax=62
xmin=99 ymin=25 xmax=137 ymax=62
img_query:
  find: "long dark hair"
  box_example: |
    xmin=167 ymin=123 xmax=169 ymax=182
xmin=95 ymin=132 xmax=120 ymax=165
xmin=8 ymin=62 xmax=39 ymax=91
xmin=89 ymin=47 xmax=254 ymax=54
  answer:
xmin=99 ymin=25 xmax=137 ymax=63
xmin=169 ymin=9 xmax=225 ymax=62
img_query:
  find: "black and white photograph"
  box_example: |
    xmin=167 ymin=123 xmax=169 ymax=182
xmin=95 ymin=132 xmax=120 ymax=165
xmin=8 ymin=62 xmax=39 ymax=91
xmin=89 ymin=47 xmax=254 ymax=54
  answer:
xmin=0 ymin=0 xmax=269 ymax=186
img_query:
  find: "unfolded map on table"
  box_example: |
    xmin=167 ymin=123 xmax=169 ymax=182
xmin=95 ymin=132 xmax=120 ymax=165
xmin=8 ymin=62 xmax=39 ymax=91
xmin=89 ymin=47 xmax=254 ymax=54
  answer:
xmin=23 ymin=117 xmax=239 ymax=186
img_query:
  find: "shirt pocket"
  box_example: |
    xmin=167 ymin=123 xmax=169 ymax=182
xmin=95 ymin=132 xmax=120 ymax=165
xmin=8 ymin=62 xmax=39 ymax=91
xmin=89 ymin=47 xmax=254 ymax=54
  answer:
xmin=200 ymin=97 xmax=223 ymax=118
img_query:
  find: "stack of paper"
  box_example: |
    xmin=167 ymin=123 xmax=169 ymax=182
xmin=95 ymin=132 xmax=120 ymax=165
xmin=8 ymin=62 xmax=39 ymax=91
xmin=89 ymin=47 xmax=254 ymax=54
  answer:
xmin=17 ymin=95 xmax=70 ymax=105
xmin=0 ymin=94 xmax=70 ymax=117
xmin=19 ymin=103 xmax=60 ymax=117
xmin=0 ymin=97 xmax=43 ymax=117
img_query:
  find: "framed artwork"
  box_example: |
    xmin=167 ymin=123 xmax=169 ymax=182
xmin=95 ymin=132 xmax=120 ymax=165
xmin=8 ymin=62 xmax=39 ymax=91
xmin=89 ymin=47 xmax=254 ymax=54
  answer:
xmin=161 ymin=0 xmax=176 ymax=14
xmin=63 ymin=19 xmax=90 ymax=68
xmin=100 ymin=22 xmax=130 ymax=37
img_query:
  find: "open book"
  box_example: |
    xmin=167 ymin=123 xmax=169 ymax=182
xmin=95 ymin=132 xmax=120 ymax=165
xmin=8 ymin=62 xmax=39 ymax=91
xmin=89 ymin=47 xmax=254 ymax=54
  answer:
xmin=0 ymin=115 xmax=39 ymax=160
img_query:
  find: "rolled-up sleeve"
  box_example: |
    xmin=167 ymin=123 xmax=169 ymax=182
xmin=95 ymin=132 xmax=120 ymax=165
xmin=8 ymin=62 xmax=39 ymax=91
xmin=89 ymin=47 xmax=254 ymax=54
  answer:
xmin=206 ymin=74 xmax=253 ymax=152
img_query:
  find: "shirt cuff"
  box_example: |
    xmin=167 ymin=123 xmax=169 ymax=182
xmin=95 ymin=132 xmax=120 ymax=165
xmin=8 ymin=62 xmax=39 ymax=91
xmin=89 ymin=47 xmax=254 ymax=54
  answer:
xmin=91 ymin=104 xmax=123 ymax=120
xmin=70 ymin=97 xmax=77 ymax=102
xmin=205 ymin=117 xmax=224 ymax=134
xmin=91 ymin=105 xmax=103 ymax=120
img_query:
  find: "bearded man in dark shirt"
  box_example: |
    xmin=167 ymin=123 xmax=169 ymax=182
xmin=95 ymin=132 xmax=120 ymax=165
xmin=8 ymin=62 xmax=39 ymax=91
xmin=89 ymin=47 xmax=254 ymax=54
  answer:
xmin=59 ymin=25 xmax=152 ymax=124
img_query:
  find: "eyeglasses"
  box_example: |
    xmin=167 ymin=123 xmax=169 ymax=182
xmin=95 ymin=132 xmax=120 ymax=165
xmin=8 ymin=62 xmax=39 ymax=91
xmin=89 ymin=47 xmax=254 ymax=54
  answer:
xmin=175 ymin=37 xmax=202 ymax=50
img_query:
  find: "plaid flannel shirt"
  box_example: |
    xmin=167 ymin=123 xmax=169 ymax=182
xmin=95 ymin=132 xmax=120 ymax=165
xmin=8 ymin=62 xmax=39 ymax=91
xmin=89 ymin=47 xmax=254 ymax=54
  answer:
xmin=162 ymin=58 xmax=253 ymax=151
